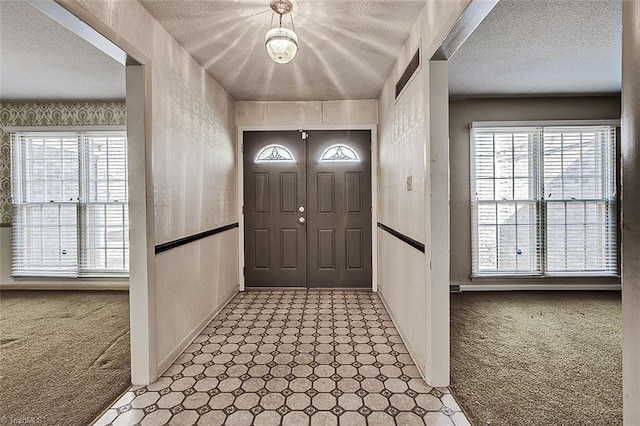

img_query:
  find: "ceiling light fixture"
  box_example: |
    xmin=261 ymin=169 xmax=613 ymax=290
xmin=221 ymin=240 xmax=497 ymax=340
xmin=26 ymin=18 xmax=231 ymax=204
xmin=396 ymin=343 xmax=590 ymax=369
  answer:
xmin=265 ymin=0 xmax=298 ymax=64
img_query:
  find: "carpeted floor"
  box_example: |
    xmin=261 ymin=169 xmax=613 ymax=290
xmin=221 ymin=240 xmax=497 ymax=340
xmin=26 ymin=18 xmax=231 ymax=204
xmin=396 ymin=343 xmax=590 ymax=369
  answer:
xmin=0 ymin=290 xmax=130 ymax=426
xmin=450 ymin=291 xmax=622 ymax=426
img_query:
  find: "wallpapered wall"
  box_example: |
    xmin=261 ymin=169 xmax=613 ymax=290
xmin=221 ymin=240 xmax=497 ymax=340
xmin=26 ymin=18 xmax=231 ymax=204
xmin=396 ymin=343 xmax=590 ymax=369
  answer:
xmin=0 ymin=102 xmax=126 ymax=225
xmin=376 ymin=9 xmax=429 ymax=376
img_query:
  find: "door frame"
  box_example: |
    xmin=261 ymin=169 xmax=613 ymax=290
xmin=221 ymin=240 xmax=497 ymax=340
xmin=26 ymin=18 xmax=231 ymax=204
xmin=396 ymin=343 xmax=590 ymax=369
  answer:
xmin=237 ymin=125 xmax=378 ymax=292
xmin=23 ymin=0 xmax=155 ymax=384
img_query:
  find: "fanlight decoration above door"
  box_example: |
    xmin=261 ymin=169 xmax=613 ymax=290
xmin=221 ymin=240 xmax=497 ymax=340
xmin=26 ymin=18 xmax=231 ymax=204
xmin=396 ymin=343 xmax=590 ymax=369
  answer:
xmin=319 ymin=144 xmax=360 ymax=162
xmin=255 ymin=144 xmax=296 ymax=163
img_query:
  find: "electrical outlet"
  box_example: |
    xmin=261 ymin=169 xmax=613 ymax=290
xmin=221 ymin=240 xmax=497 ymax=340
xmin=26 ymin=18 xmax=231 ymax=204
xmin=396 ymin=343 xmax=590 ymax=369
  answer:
xmin=406 ymin=175 xmax=412 ymax=191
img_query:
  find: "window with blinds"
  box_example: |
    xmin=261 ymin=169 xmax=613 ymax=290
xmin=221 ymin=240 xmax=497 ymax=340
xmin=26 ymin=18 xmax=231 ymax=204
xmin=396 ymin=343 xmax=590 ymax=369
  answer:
xmin=11 ymin=131 xmax=129 ymax=277
xmin=470 ymin=123 xmax=618 ymax=277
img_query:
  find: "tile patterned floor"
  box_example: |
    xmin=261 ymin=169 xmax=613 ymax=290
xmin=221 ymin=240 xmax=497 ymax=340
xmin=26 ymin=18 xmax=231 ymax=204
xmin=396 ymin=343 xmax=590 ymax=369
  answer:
xmin=94 ymin=291 xmax=470 ymax=426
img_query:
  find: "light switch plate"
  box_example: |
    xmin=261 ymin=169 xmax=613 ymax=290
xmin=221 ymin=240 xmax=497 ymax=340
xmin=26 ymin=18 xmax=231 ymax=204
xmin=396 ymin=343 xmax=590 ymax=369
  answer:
xmin=406 ymin=175 xmax=412 ymax=191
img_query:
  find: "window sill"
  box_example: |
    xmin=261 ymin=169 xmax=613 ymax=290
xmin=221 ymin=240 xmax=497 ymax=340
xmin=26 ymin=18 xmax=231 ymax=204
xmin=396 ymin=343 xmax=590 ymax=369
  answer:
xmin=1 ymin=281 xmax=129 ymax=291
xmin=470 ymin=275 xmax=620 ymax=285
xmin=10 ymin=275 xmax=130 ymax=281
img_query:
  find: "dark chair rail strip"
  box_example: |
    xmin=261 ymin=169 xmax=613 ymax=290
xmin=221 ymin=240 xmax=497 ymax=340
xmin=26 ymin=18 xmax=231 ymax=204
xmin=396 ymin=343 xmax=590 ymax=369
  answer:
xmin=155 ymin=223 xmax=239 ymax=254
xmin=377 ymin=222 xmax=425 ymax=253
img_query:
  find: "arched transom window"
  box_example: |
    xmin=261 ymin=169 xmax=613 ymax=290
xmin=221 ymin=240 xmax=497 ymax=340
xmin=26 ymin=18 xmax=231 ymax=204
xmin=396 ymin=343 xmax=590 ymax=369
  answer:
xmin=319 ymin=144 xmax=360 ymax=162
xmin=255 ymin=144 xmax=295 ymax=163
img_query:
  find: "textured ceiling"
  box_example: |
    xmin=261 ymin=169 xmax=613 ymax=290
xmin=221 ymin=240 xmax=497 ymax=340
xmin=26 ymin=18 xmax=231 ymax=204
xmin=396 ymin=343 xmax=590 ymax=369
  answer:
xmin=137 ymin=0 xmax=428 ymax=101
xmin=1 ymin=0 xmax=621 ymax=103
xmin=449 ymin=0 xmax=622 ymax=97
xmin=0 ymin=0 xmax=125 ymax=102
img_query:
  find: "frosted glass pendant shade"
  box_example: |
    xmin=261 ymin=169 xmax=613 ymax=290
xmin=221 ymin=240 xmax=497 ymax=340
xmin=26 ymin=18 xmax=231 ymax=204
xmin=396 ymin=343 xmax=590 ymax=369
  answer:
xmin=265 ymin=27 xmax=298 ymax=64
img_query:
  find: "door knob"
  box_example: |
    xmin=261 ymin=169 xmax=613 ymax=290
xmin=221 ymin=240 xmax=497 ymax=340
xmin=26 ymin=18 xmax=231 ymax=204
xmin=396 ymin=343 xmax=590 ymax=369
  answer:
xmin=298 ymin=217 xmax=306 ymax=224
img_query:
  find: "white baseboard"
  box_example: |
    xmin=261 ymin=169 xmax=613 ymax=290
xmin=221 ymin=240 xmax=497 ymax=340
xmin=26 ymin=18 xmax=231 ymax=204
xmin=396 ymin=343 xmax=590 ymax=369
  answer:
xmin=156 ymin=287 xmax=239 ymax=376
xmin=0 ymin=282 xmax=129 ymax=291
xmin=377 ymin=289 xmax=432 ymax=387
xmin=457 ymin=283 xmax=621 ymax=291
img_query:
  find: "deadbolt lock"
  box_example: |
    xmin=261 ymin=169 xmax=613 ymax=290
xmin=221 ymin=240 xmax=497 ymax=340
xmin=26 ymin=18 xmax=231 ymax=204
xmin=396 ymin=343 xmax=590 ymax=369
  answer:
xmin=299 ymin=206 xmax=305 ymax=213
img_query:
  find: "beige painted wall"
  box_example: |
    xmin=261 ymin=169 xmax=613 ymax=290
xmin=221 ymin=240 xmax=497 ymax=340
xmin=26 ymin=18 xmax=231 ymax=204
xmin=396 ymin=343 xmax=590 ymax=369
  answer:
xmin=59 ymin=0 xmax=239 ymax=382
xmin=377 ymin=0 xmax=469 ymax=386
xmin=622 ymin=1 xmax=640 ymax=423
xmin=449 ymin=96 xmax=621 ymax=286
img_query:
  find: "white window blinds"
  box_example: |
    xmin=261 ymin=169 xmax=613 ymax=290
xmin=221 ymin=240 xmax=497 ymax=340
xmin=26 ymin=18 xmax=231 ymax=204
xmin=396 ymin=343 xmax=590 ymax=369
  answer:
xmin=471 ymin=127 xmax=542 ymax=275
xmin=470 ymin=123 xmax=617 ymax=277
xmin=11 ymin=131 xmax=129 ymax=277
xmin=543 ymin=126 xmax=617 ymax=275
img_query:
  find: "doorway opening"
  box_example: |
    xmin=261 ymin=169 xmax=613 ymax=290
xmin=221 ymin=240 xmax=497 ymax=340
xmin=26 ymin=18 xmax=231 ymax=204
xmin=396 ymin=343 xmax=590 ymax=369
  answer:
xmin=0 ymin=0 xmax=138 ymax=424
xmin=445 ymin=0 xmax=623 ymax=424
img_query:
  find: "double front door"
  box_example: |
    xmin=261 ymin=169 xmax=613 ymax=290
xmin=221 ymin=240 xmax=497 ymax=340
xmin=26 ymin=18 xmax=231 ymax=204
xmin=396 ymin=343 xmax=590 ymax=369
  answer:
xmin=243 ymin=130 xmax=372 ymax=288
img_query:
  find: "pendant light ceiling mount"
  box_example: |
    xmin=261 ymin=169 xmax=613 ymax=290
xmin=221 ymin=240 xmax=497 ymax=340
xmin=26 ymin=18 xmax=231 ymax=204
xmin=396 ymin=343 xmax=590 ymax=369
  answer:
xmin=270 ymin=0 xmax=293 ymax=15
xmin=265 ymin=0 xmax=299 ymax=64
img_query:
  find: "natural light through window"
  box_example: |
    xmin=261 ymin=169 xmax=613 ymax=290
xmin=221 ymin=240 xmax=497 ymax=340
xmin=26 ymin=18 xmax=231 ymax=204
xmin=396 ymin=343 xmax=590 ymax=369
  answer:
xmin=319 ymin=144 xmax=360 ymax=162
xmin=11 ymin=131 xmax=129 ymax=277
xmin=255 ymin=144 xmax=295 ymax=163
xmin=470 ymin=123 xmax=618 ymax=277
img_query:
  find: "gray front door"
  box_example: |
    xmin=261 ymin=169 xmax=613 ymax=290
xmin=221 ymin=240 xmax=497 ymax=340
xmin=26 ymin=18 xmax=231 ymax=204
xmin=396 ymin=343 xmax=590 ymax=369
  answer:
xmin=244 ymin=130 xmax=372 ymax=288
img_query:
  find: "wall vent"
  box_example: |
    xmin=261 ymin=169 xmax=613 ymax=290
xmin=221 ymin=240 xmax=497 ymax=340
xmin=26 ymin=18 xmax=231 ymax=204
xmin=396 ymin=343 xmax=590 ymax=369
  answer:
xmin=395 ymin=48 xmax=421 ymax=99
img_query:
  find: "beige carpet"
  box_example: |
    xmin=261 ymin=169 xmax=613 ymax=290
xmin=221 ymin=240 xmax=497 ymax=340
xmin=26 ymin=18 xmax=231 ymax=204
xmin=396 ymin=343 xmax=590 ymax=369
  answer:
xmin=450 ymin=291 xmax=622 ymax=426
xmin=0 ymin=290 xmax=130 ymax=426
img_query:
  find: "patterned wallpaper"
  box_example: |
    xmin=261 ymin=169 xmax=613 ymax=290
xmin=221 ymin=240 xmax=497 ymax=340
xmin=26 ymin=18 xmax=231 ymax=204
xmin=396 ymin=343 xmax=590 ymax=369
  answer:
xmin=378 ymin=70 xmax=426 ymax=242
xmin=152 ymin=66 xmax=237 ymax=244
xmin=0 ymin=102 xmax=126 ymax=225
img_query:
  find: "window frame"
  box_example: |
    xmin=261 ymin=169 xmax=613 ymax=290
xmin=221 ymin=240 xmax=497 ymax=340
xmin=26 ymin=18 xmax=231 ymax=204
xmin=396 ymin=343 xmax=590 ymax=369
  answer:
xmin=470 ymin=120 xmax=620 ymax=279
xmin=319 ymin=144 xmax=361 ymax=163
xmin=9 ymin=126 xmax=129 ymax=278
xmin=254 ymin=144 xmax=296 ymax=163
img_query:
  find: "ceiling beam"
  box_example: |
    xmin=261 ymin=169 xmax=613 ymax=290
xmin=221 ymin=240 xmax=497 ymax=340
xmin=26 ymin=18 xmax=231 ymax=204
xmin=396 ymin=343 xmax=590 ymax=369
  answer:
xmin=432 ymin=0 xmax=500 ymax=60
xmin=25 ymin=0 xmax=127 ymax=65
